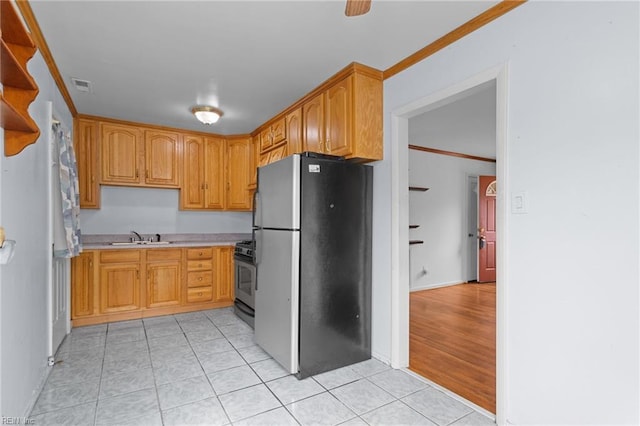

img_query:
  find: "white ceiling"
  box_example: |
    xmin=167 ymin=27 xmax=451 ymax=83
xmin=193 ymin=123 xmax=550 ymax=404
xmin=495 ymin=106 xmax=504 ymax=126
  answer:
xmin=409 ymin=81 xmax=497 ymax=159
xmin=29 ymin=0 xmax=499 ymax=135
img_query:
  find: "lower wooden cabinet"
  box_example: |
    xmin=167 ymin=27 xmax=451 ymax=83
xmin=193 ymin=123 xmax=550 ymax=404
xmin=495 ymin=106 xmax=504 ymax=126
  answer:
xmin=99 ymin=250 xmax=141 ymax=314
xmin=70 ymin=245 xmax=235 ymax=326
xmin=71 ymin=251 xmax=95 ymax=318
xmin=186 ymin=248 xmax=214 ymax=303
xmin=147 ymin=249 xmax=182 ymax=308
xmin=216 ymin=246 xmax=234 ymax=302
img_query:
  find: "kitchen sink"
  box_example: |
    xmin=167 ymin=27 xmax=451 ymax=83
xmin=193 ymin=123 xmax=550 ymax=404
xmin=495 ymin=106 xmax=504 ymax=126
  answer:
xmin=110 ymin=241 xmax=171 ymax=246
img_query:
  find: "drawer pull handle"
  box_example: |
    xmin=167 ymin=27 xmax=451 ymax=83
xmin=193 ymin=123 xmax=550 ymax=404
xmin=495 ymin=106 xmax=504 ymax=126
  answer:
xmin=198 ymin=277 xmax=202 ymax=281
xmin=198 ymin=292 xmax=203 ymax=296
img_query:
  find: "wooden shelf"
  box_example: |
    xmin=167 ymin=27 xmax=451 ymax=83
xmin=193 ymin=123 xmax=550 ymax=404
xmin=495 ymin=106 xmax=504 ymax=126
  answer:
xmin=409 ymin=186 xmax=430 ymax=192
xmin=1 ymin=92 xmax=38 ymax=133
xmin=409 ymin=240 xmax=424 ymax=245
xmin=1 ymin=0 xmax=40 ymax=157
xmin=1 ymin=40 xmax=37 ymax=90
xmin=409 ymin=225 xmax=420 ymax=229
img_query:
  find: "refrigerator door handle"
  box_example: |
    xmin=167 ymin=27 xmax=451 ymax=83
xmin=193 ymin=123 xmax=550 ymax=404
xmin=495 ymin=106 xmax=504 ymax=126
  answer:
xmin=254 ymin=191 xmax=262 ymax=228
xmin=252 ymin=191 xmax=259 ymax=228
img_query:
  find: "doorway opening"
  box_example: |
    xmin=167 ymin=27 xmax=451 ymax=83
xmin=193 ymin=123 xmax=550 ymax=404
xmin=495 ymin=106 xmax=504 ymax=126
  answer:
xmin=390 ymin=65 xmax=508 ymax=421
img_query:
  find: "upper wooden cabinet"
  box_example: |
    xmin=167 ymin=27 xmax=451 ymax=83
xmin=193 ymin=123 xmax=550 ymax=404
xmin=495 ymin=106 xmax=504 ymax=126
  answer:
xmin=249 ymin=136 xmax=259 ymax=190
xmin=226 ymin=137 xmax=253 ymax=211
xmin=100 ymin=123 xmax=143 ymax=186
xmin=75 ymin=119 xmax=101 ymax=208
xmin=181 ymin=134 xmax=206 ymax=209
xmin=286 ymin=107 xmax=303 ymax=156
xmin=325 ymin=76 xmax=352 ymax=156
xmin=204 ymin=137 xmax=227 ymax=209
xmin=144 ymin=130 xmax=181 ymax=187
xmin=181 ymin=134 xmax=227 ymax=210
xmin=302 ymin=93 xmax=324 ymax=154
xmin=100 ymin=123 xmax=180 ymax=188
xmin=301 ymin=69 xmax=382 ymax=161
xmin=259 ymin=116 xmax=286 ymax=153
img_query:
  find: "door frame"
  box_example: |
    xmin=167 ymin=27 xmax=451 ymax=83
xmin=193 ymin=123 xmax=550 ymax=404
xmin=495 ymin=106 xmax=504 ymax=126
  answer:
xmin=389 ymin=64 xmax=509 ymax=423
xmin=47 ymin=102 xmax=72 ymax=358
xmin=464 ymin=174 xmax=479 ymax=283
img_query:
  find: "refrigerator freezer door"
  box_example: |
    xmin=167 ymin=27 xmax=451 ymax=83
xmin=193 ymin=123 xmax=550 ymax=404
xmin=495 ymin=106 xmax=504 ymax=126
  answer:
xmin=298 ymin=157 xmax=373 ymax=378
xmin=254 ymin=228 xmax=300 ymax=374
xmin=255 ymin=155 xmax=300 ymax=230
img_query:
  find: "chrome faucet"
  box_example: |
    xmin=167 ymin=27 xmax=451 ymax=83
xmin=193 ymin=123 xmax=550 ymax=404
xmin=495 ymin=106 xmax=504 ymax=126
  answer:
xmin=130 ymin=230 xmax=143 ymax=242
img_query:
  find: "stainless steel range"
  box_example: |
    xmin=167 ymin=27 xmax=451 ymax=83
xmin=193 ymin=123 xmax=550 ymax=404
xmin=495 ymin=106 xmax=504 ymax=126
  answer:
xmin=234 ymin=240 xmax=256 ymax=328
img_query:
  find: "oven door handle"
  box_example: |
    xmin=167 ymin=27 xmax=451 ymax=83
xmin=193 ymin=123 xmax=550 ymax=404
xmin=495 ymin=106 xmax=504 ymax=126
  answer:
xmin=254 ymin=229 xmax=262 ymax=291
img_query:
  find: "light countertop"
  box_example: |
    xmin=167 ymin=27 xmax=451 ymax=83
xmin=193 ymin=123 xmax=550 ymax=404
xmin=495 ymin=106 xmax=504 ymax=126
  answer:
xmin=82 ymin=233 xmax=251 ymax=250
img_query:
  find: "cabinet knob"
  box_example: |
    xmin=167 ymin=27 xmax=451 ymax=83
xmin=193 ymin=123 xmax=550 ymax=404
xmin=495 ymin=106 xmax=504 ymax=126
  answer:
xmin=198 ymin=277 xmax=202 ymax=281
xmin=198 ymin=292 xmax=203 ymax=296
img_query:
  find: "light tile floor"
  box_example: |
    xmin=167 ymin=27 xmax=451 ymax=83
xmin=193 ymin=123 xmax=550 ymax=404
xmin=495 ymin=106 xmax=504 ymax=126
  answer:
xmin=30 ymin=308 xmax=495 ymax=426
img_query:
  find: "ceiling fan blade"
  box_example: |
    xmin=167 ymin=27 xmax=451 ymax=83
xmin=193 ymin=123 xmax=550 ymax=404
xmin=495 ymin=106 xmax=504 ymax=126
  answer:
xmin=345 ymin=0 xmax=371 ymax=17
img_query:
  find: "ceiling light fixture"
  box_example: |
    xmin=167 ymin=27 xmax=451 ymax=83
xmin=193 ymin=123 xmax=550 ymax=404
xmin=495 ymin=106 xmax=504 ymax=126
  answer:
xmin=191 ymin=105 xmax=223 ymax=125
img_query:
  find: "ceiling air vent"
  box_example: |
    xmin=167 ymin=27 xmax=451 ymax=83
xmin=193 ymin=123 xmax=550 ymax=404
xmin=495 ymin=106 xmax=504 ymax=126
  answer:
xmin=71 ymin=77 xmax=92 ymax=93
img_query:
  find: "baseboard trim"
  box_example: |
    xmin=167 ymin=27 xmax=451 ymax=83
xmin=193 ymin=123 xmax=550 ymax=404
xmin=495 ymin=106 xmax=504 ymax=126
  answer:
xmin=410 ymin=281 xmax=466 ymax=292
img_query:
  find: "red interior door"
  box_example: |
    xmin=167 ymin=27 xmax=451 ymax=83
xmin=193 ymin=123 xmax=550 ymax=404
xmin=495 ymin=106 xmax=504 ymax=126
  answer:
xmin=478 ymin=176 xmax=497 ymax=283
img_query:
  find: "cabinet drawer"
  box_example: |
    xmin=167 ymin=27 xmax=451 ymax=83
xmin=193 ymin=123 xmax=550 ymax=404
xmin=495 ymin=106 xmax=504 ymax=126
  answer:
xmin=146 ymin=248 xmax=182 ymax=262
xmin=187 ymin=248 xmax=213 ymax=260
xmin=187 ymin=286 xmax=213 ymax=303
xmin=187 ymin=259 xmax=213 ymax=271
xmin=100 ymin=250 xmax=141 ymax=263
xmin=187 ymin=271 xmax=213 ymax=288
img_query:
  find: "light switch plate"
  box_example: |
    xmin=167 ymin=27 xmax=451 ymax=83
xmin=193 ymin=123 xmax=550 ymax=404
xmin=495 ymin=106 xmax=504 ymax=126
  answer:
xmin=511 ymin=192 xmax=528 ymax=214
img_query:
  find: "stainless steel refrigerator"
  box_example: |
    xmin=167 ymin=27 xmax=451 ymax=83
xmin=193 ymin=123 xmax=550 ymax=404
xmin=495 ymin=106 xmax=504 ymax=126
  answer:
xmin=254 ymin=153 xmax=372 ymax=379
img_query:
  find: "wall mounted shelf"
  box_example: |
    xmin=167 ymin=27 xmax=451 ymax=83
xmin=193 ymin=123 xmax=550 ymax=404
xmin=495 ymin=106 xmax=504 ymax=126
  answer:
xmin=409 ymin=240 xmax=424 ymax=245
xmin=409 ymin=186 xmax=429 ymax=192
xmin=1 ymin=0 xmax=40 ymax=156
xmin=409 ymin=225 xmax=420 ymax=229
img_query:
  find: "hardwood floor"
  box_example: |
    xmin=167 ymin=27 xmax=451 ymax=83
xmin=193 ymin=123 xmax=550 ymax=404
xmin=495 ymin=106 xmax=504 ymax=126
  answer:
xmin=409 ymin=283 xmax=496 ymax=413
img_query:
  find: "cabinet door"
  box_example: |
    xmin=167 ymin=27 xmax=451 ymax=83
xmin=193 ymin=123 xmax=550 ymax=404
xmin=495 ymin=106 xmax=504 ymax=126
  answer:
xmin=249 ymin=136 xmax=259 ymax=189
xmin=271 ymin=117 xmax=286 ymax=145
xmin=181 ymin=134 xmax=205 ymax=209
xmin=100 ymin=123 xmax=142 ymax=185
xmin=303 ymin=93 xmax=325 ymax=153
xmin=99 ymin=263 xmax=141 ymax=313
xmin=268 ymin=144 xmax=288 ymax=164
xmin=75 ymin=119 xmax=100 ymax=208
xmin=226 ymin=138 xmax=252 ymax=210
xmin=205 ymin=137 xmax=226 ymax=209
xmin=325 ymin=76 xmax=353 ymax=157
xmin=71 ymin=251 xmax=95 ymax=318
xmin=145 ymin=130 xmax=180 ymax=187
xmin=286 ymin=108 xmax=303 ymax=156
xmin=259 ymin=127 xmax=273 ymax=153
xmin=214 ymin=247 xmax=234 ymax=302
xmin=147 ymin=260 xmax=182 ymax=308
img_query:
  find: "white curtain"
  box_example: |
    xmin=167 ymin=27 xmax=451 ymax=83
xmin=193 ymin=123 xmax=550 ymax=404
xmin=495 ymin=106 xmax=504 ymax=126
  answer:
xmin=53 ymin=122 xmax=82 ymax=257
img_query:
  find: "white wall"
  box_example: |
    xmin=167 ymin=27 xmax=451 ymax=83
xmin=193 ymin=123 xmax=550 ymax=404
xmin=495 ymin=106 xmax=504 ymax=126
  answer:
xmin=80 ymin=186 xmax=252 ymax=235
xmin=0 ymin=51 xmax=73 ymax=416
xmin=408 ymin=152 xmax=495 ymax=290
xmin=373 ymin=1 xmax=639 ymax=424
